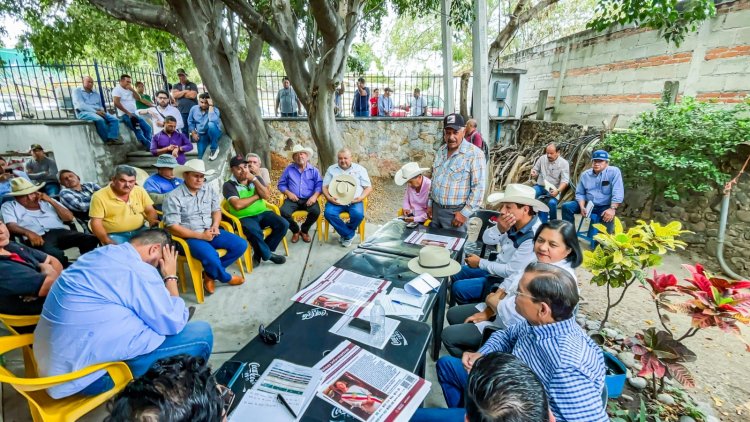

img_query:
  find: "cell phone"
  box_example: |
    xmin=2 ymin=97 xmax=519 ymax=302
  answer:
xmin=215 ymin=360 xmax=247 ymax=389
xmin=348 ymin=318 xmax=371 ymax=333
xmin=406 ymin=222 xmax=419 ymax=229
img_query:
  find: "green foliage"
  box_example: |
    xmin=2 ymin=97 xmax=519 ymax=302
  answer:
xmin=601 ymin=97 xmax=750 ymax=201
xmin=587 ymin=0 xmax=716 ymax=46
xmin=346 ymin=43 xmax=382 ymax=74
xmin=629 ymin=328 xmax=697 ymax=388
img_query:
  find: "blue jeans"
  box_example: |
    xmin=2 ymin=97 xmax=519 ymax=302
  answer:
xmin=119 ymin=114 xmax=152 ymax=148
xmin=354 ymin=110 xmax=369 ymax=117
xmin=240 ymin=211 xmax=289 ymax=260
xmin=561 ymin=201 xmax=614 ymax=235
xmin=78 ymin=111 xmax=120 ymax=142
xmin=324 ymin=201 xmax=364 ymax=241
xmin=79 ymin=321 xmax=213 ymax=395
xmin=184 ymin=229 xmax=247 ymax=282
xmin=109 ymin=227 xmax=148 ymax=244
xmin=436 ymin=356 xmax=469 ymax=408
xmin=280 ymin=112 xmax=298 ymax=117
xmin=42 ymin=182 xmax=60 ymax=197
xmin=196 ymin=122 xmax=222 ymax=159
xmin=410 ymin=408 xmax=465 ymax=422
xmin=450 ymin=265 xmax=490 ymax=305
xmin=533 ymin=184 xmax=558 ymax=223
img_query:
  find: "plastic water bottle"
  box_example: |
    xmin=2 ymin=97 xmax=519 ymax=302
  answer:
xmin=370 ymin=300 xmax=386 ymax=344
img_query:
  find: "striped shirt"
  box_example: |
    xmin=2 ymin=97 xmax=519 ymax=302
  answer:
xmin=59 ymin=183 xmax=101 ymax=213
xmin=430 ymin=140 xmax=486 ymax=217
xmin=479 ymin=318 xmax=608 ymax=421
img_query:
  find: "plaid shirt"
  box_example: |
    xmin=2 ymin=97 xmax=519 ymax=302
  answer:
xmin=430 ymin=140 xmax=486 ymax=217
xmin=59 ymin=183 xmax=101 ymax=213
xmin=479 ymin=318 xmax=608 ymax=421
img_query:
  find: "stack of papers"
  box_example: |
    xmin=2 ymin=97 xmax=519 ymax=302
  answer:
xmin=404 ymin=273 xmax=440 ymax=296
xmin=404 ymin=232 xmax=465 ymax=251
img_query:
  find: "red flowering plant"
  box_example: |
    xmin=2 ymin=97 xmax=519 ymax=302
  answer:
xmin=628 ymin=264 xmax=750 ymax=397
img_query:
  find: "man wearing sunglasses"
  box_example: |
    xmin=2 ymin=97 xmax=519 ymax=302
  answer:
xmin=147 ymin=90 xmax=184 ymax=135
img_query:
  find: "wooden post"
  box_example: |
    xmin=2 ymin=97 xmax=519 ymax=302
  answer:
xmin=460 ymin=72 xmax=470 ymax=118
xmin=662 ymin=81 xmax=679 ymax=105
xmin=536 ymin=90 xmax=548 ymax=120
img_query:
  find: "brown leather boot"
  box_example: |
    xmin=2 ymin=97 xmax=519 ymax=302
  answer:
xmin=202 ymin=273 xmax=215 ymax=295
xmin=228 ymin=275 xmax=245 ymax=286
xmin=300 ymin=232 xmax=311 ymax=243
xmin=291 ymin=232 xmax=300 ymax=243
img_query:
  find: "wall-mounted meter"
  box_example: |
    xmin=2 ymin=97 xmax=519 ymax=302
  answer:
xmin=493 ymin=81 xmax=511 ymax=101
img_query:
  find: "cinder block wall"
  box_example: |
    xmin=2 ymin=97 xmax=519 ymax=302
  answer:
xmin=498 ymin=0 xmax=750 ymax=127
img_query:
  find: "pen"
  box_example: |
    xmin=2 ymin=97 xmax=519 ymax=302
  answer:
xmin=277 ymin=393 xmax=297 ymax=419
xmin=391 ymin=299 xmax=422 ymax=308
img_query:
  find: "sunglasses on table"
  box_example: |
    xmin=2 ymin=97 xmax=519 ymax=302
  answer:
xmin=259 ymin=324 xmax=282 ymax=345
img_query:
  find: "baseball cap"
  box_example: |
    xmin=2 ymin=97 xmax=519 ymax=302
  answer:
xmin=30 ymin=144 xmax=43 ymax=151
xmin=443 ymin=113 xmax=465 ymax=131
xmin=229 ymin=156 xmax=248 ymax=168
xmin=592 ymin=150 xmax=610 ymax=161
xmin=176 ymin=68 xmax=187 ymax=75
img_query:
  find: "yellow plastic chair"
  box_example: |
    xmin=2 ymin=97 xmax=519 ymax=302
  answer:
xmin=397 ymin=208 xmax=431 ymax=226
xmin=0 ymin=334 xmax=133 ymax=422
xmin=0 ymin=314 xmax=41 ymax=377
xmin=323 ymin=197 xmax=368 ymax=243
xmin=220 ymin=199 xmax=290 ymax=268
xmin=277 ymin=193 xmax=324 ymax=244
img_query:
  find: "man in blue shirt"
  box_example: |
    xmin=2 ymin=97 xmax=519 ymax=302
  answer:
xmin=143 ymin=154 xmax=183 ymax=210
xmin=188 ymin=93 xmax=223 ymax=161
xmin=561 ymin=149 xmax=624 ymax=234
xmin=33 ymin=229 xmax=213 ymax=398
xmin=435 ymin=263 xmax=608 ymax=422
xmin=377 ymin=87 xmax=394 ymax=116
xmin=351 ymin=77 xmax=370 ymax=118
xmin=72 ymin=76 xmax=122 ymax=145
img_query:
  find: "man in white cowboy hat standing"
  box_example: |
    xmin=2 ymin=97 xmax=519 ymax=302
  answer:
xmin=163 ymin=159 xmax=247 ymax=295
xmin=450 ymin=184 xmax=545 ymax=305
xmin=143 ymin=154 xmax=184 ymax=209
xmin=395 ymin=162 xmax=431 ymax=224
xmin=323 ymin=148 xmax=372 ymax=247
xmin=428 ymin=113 xmax=486 ymax=233
xmin=278 ymin=144 xmax=323 ymax=243
xmin=1 ymin=178 xmax=99 ymax=267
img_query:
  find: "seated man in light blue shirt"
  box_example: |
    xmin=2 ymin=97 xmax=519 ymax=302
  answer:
xmin=561 ymin=149 xmax=624 ymax=235
xmin=322 ymin=148 xmax=372 ymax=247
xmin=72 ymin=75 xmax=121 ymax=145
xmin=143 ymin=154 xmax=183 ymax=210
xmin=33 ymin=229 xmax=213 ymax=398
xmin=377 ymin=87 xmax=394 ymax=116
xmin=188 ymin=93 xmax=223 ymax=161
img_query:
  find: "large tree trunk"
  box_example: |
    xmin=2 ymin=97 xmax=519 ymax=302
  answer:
xmin=307 ymin=79 xmax=344 ymax=168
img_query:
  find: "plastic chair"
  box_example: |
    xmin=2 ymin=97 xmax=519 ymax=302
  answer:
xmin=0 ymin=334 xmax=133 ymax=422
xmin=277 ymin=193 xmax=324 ymax=244
xmin=220 ymin=199 xmax=290 ymax=267
xmin=396 ymin=208 xmax=431 ymax=226
xmin=576 ymin=214 xmax=601 ymax=249
xmin=323 ymin=197 xmax=368 ymax=243
xmin=0 ymin=314 xmax=41 ymax=377
xmin=469 ymin=210 xmax=501 ymax=258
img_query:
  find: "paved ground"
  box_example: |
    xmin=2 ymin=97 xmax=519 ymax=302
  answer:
xmin=1 ymin=221 xmax=452 ymax=421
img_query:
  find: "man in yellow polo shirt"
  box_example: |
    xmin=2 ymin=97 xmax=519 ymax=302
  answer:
xmin=89 ymin=165 xmax=160 ymax=245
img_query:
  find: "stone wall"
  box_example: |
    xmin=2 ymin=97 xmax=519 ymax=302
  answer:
xmin=495 ymin=0 xmax=750 ymax=127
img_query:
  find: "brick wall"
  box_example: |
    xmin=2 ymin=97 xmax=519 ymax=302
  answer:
xmin=497 ymin=0 xmax=750 ymax=127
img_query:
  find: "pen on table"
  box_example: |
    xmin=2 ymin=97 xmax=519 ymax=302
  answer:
xmin=277 ymin=393 xmax=297 ymax=419
xmin=391 ymin=299 xmax=421 ymax=308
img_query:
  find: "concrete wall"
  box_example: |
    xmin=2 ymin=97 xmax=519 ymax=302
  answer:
xmin=496 ymin=0 xmax=750 ymax=127
xmin=0 ymin=120 xmax=142 ymax=185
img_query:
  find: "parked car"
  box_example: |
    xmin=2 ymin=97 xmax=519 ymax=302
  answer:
xmin=0 ymin=99 xmax=17 ymax=120
xmin=391 ymin=95 xmax=445 ymax=117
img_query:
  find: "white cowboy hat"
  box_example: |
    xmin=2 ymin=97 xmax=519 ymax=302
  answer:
xmin=329 ymin=174 xmax=357 ymax=205
xmin=174 ymin=159 xmax=217 ymax=179
xmin=408 ymin=246 xmax=461 ymax=277
xmin=133 ymin=166 xmax=150 ymax=186
xmin=394 ymin=162 xmax=429 ymax=186
xmin=486 ymin=192 xmax=505 ymax=205
xmin=288 ymin=144 xmax=314 ymax=160
xmin=7 ymin=178 xmax=44 ymax=196
xmin=493 ymin=184 xmax=549 ymax=212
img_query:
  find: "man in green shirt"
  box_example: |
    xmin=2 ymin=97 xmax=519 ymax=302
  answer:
xmin=222 ymin=156 xmax=288 ymax=265
xmin=135 ymin=81 xmax=154 ymax=110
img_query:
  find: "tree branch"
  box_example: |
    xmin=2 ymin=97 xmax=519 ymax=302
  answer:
xmin=488 ymin=0 xmax=559 ymax=68
xmin=88 ymin=0 xmax=170 ymax=32
xmin=221 ymin=0 xmax=284 ymax=47
xmin=309 ymin=0 xmax=343 ymax=45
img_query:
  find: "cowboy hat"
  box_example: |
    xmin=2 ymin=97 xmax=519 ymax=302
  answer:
xmin=493 ymin=184 xmax=549 ymax=212
xmin=408 ymin=246 xmax=461 ymax=277
xmin=486 ymin=192 xmax=505 ymax=205
xmin=133 ymin=166 xmax=150 ymax=186
xmin=8 ymin=178 xmax=44 ymax=196
xmin=174 ymin=159 xmax=216 ymax=179
xmin=329 ymin=174 xmax=357 ymax=205
xmin=288 ymin=144 xmax=314 ymax=160
xmin=394 ymin=162 xmax=429 ymax=186
xmin=153 ymin=154 xmax=179 ymax=169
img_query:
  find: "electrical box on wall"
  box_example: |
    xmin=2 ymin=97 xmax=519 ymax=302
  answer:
xmin=489 ymin=68 xmax=526 ymax=119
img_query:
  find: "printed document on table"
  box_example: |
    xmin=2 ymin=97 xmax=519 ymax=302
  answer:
xmin=330 ymin=315 xmax=400 ymax=349
xmin=291 ymin=267 xmax=391 ymax=317
xmin=229 ymin=359 xmax=322 ymax=422
xmin=314 ymin=341 xmax=431 ymax=422
xmin=404 ymin=231 xmax=465 ymax=251
xmin=403 ymin=273 xmax=441 ymax=297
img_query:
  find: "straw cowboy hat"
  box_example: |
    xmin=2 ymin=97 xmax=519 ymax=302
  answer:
xmin=174 ymin=159 xmax=216 ymax=179
xmin=288 ymin=144 xmax=314 ymax=160
xmin=7 ymin=178 xmax=44 ymax=196
xmin=329 ymin=174 xmax=358 ymax=205
xmin=493 ymin=184 xmax=549 ymax=212
xmin=394 ymin=162 xmax=429 ymax=186
xmin=133 ymin=167 xmax=150 ymax=187
xmin=408 ymin=246 xmax=461 ymax=277
xmin=486 ymin=192 xmax=505 ymax=206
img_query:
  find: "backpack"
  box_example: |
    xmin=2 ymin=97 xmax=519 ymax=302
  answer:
xmin=468 ymin=131 xmax=489 ymax=157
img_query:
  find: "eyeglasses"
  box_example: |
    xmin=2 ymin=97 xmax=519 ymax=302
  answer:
xmin=217 ymin=384 xmax=235 ymax=414
xmin=259 ymin=324 xmax=282 ymax=345
xmin=515 ymin=290 xmax=537 ymax=301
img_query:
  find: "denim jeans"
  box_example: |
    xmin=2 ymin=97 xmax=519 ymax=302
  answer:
xmin=42 ymin=182 xmax=61 ymax=197
xmin=561 ymin=201 xmax=614 ymax=235
xmin=324 ymin=201 xmax=364 ymax=241
xmin=353 ymin=110 xmax=369 ymax=117
xmin=119 ymin=114 xmax=152 ymax=148
xmin=280 ymin=112 xmax=298 ymax=117
xmin=196 ymin=122 xmax=222 ymax=159
xmin=109 ymin=227 xmax=148 ymax=245
xmin=78 ymin=321 xmax=213 ymax=395
xmin=436 ymin=356 xmax=469 ymax=408
xmin=533 ymin=184 xmax=558 ymax=223
xmin=239 ymin=211 xmax=289 ymax=260
xmin=78 ymin=111 xmax=120 ymax=142
xmin=180 ymin=112 xmax=190 ymax=135
xmin=450 ymin=265 xmax=491 ymax=305
xmin=184 ymin=229 xmax=247 ymax=282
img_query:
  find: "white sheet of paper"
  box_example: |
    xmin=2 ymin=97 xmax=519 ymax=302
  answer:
xmin=330 ymin=315 xmax=400 ymax=349
xmin=404 ymin=273 xmax=440 ymax=296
